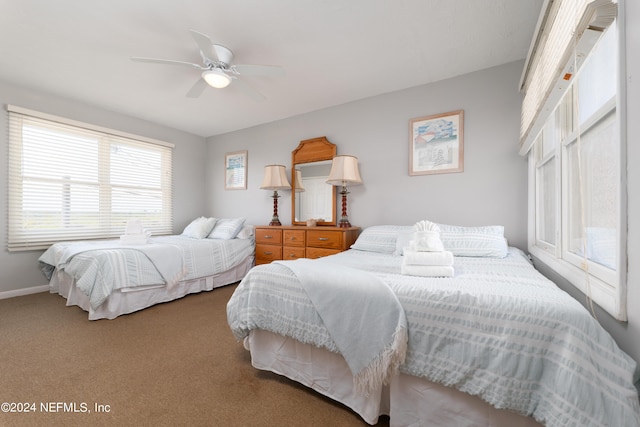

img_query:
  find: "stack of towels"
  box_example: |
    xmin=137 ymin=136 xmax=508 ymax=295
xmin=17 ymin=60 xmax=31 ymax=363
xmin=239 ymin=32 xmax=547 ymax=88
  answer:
xmin=119 ymin=219 xmax=151 ymax=245
xmin=401 ymin=220 xmax=454 ymax=277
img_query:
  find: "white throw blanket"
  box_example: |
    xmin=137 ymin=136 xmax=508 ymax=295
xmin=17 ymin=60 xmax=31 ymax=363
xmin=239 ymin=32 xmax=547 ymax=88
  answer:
xmin=274 ymin=259 xmax=408 ymax=395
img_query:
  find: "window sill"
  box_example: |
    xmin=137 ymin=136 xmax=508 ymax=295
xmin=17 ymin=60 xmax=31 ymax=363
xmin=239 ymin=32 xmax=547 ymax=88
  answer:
xmin=529 ymin=245 xmax=625 ymax=321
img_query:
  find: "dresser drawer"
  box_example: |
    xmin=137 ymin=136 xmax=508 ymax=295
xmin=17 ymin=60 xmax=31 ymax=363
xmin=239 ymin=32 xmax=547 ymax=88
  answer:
xmin=255 ymin=244 xmax=282 ymax=264
xmin=282 ymin=246 xmax=305 ymax=260
xmin=255 ymin=228 xmax=283 ymax=245
xmin=255 ymin=225 xmax=359 ymax=262
xmin=283 ymin=230 xmax=305 ymax=247
xmin=306 ymin=230 xmax=343 ymax=250
xmin=306 ymin=247 xmax=340 ymax=259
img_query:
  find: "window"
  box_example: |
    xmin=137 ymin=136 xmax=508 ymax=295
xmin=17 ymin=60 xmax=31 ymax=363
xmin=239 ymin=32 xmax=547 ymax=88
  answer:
xmin=7 ymin=106 xmax=173 ymax=251
xmin=527 ymin=21 xmax=624 ymax=320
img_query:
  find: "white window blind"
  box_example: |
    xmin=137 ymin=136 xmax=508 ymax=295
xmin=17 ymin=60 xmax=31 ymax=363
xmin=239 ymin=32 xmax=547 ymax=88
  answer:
xmin=519 ymin=0 xmax=617 ymax=154
xmin=7 ymin=106 xmax=173 ymax=251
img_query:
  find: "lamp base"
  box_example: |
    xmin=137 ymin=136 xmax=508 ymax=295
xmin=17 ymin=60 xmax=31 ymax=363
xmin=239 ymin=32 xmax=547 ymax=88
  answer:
xmin=338 ymin=217 xmax=351 ymax=228
xmin=338 ymin=185 xmax=352 ymax=228
xmin=268 ymin=190 xmax=282 ymax=227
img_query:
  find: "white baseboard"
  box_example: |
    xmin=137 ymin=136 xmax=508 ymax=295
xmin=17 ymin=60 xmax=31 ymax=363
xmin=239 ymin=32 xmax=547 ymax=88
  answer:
xmin=0 ymin=285 xmax=49 ymax=300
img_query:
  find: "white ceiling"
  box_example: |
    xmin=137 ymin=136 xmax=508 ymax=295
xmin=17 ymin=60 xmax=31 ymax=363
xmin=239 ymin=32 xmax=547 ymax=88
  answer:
xmin=0 ymin=0 xmax=542 ymax=138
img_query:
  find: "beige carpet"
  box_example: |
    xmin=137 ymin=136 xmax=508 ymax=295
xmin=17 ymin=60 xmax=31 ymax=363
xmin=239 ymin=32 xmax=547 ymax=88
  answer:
xmin=0 ymin=285 xmax=389 ymax=426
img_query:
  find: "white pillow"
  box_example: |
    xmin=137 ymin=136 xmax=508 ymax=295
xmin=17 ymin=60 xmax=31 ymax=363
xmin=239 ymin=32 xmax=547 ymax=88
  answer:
xmin=208 ymin=217 xmax=247 ymax=240
xmin=235 ymin=224 xmax=255 ymax=239
xmin=182 ymin=217 xmax=217 ymax=239
xmin=436 ymin=223 xmax=508 ymax=258
xmin=351 ymin=225 xmax=413 ymax=254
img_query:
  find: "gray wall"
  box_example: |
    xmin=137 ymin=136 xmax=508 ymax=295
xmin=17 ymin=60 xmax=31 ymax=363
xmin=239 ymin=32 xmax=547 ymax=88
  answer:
xmin=206 ymin=61 xmax=528 ymax=251
xmin=0 ymin=81 xmax=207 ymax=294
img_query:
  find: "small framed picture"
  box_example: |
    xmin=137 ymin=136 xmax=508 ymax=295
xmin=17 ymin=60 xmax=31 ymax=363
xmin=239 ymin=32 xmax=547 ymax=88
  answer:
xmin=409 ymin=110 xmax=464 ymax=175
xmin=224 ymin=150 xmax=247 ymax=190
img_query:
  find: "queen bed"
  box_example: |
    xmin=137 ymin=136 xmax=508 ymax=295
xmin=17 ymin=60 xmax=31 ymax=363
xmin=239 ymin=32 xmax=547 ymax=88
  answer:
xmin=227 ymin=224 xmax=640 ymax=427
xmin=40 ymin=217 xmax=255 ymax=320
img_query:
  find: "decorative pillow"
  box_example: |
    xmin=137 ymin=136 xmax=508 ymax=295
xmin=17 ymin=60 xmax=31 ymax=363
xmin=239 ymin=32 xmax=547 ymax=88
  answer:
xmin=182 ymin=217 xmax=217 ymax=239
xmin=208 ymin=217 xmax=247 ymax=240
xmin=235 ymin=224 xmax=255 ymax=240
xmin=436 ymin=223 xmax=508 ymax=258
xmin=351 ymin=225 xmax=413 ymax=254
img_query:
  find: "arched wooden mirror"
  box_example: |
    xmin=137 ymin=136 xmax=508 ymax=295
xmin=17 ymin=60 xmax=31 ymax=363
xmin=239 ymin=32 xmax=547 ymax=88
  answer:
xmin=291 ymin=136 xmax=337 ymax=226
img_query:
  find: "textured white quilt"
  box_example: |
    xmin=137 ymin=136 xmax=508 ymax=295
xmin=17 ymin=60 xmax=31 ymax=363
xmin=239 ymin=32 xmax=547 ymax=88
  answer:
xmin=227 ymin=247 xmax=640 ymax=427
xmin=40 ymin=235 xmax=254 ymax=309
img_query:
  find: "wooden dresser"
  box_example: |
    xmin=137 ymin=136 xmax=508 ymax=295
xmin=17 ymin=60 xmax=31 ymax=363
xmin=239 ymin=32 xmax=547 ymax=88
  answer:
xmin=254 ymin=226 xmax=361 ymax=265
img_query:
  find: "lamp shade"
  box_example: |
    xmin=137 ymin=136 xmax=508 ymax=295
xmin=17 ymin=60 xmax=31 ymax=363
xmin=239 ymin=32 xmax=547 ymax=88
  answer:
xmin=202 ymin=69 xmax=231 ymax=88
xmin=260 ymin=165 xmax=291 ymax=190
xmin=294 ymin=169 xmax=305 ymax=192
xmin=326 ymin=155 xmax=363 ymax=186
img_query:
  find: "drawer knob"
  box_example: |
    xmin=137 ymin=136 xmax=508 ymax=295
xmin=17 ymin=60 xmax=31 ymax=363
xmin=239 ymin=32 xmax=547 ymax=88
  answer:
xmin=264 ymin=235 xmax=273 ymax=239
xmin=317 ymin=237 xmax=329 ymax=241
xmin=263 ymin=251 xmax=273 ymax=255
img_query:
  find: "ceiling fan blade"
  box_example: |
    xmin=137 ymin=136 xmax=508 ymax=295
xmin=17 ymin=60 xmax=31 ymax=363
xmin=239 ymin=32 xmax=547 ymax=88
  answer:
xmin=233 ymin=64 xmax=285 ymax=77
xmin=212 ymin=44 xmax=233 ymax=65
xmin=131 ymin=57 xmax=203 ymax=69
xmin=232 ymin=77 xmax=266 ymax=102
xmin=186 ymin=78 xmax=209 ymax=98
xmin=189 ymin=29 xmax=216 ymax=61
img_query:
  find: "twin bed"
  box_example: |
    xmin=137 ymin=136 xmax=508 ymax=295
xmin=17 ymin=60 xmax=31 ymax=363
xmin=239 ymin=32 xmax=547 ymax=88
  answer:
xmin=227 ymin=224 xmax=640 ymax=427
xmin=39 ymin=217 xmax=254 ymax=320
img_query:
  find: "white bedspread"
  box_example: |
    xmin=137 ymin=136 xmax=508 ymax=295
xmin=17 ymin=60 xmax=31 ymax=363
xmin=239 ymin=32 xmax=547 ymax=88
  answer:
xmin=40 ymin=236 xmax=254 ymax=309
xmin=227 ymin=247 xmax=640 ymax=427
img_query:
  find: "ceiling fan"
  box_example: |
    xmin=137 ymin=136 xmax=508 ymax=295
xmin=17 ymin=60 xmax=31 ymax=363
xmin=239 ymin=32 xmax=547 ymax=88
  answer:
xmin=131 ymin=29 xmax=285 ymax=100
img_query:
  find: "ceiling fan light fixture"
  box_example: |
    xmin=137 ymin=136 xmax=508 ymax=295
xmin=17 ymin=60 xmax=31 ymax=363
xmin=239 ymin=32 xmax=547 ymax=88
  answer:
xmin=202 ymin=69 xmax=231 ymax=88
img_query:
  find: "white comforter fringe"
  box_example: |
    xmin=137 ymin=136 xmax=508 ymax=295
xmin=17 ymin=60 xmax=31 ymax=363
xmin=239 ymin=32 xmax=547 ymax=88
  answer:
xmin=353 ymin=323 xmax=408 ymax=395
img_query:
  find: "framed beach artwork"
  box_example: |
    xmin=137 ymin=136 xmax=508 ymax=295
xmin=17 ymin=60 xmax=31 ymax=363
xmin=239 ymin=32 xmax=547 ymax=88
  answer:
xmin=409 ymin=110 xmax=464 ymax=175
xmin=224 ymin=150 xmax=248 ymax=190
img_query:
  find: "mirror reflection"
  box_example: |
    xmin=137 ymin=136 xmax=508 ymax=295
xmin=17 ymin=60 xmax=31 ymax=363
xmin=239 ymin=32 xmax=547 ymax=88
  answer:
xmin=291 ymin=136 xmax=336 ymax=226
xmin=293 ymin=160 xmax=333 ymax=223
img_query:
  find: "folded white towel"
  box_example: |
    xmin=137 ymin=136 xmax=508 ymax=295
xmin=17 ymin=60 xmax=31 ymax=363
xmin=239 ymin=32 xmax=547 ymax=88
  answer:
xmin=125 ymin=219 xmax=145 ymax=235
xmin=413 ymin=220 xmax=441 ymax=232
xmin=120 ymin=219 xmax=150 ymax=244
xmin=119 ymin=234 xmax=149 ymax=245
xmin=401 ymin=264 xmax=454 ymax=278
xmin=403 ymin=249 xmax=453 ymax=266
xmin=410 ymin=231 xmax=444 ymax=252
